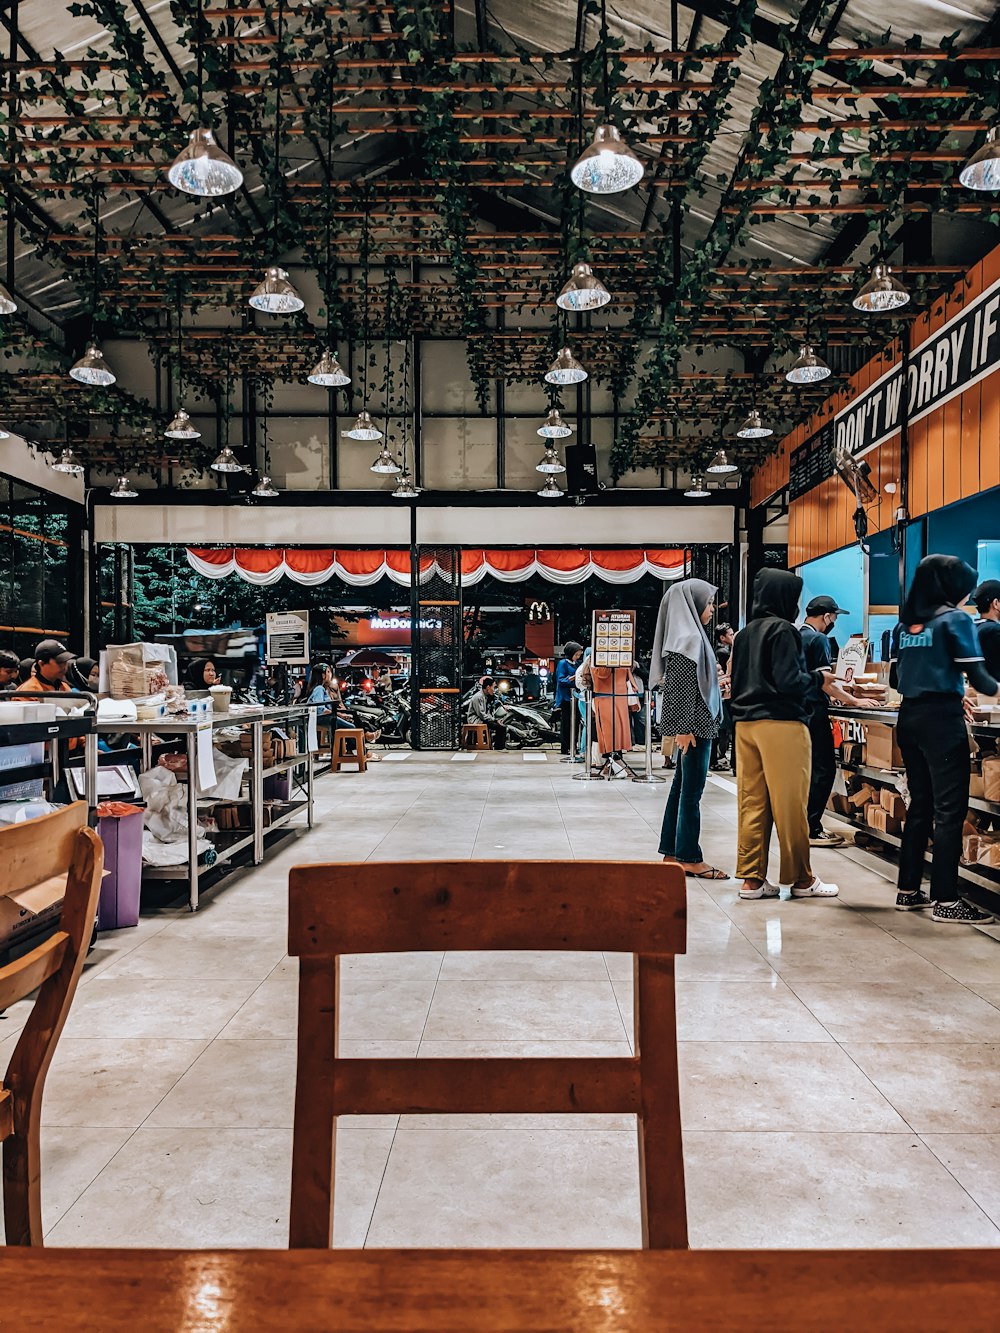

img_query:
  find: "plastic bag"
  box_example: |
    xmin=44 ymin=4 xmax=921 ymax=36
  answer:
xmin=0 ymin=799 xmax=63 ymax=825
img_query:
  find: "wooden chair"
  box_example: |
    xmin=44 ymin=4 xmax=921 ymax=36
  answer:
xmin=460 ymin=722 xmax=491 ymax=750
xmin=0 ymin=803 xmax=103 ymax=1245
xmin=331 ymin=728 xmax=367 ymax=773
xmin=288 ymin=859 xmax=687 ymax=1250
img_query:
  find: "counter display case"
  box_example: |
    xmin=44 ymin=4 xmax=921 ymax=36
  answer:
xmin=828 ymin=706 xmax=1000 ymax=912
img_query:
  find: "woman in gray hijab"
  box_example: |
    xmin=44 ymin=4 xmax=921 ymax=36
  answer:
xmin=649 ymin=578 xmax=727 ymax=878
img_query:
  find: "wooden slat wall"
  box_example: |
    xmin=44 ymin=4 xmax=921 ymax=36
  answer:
xmin=751 ymin=240 xmax=1000 ymax=567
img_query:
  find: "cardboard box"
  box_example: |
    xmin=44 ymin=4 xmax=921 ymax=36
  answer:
xmin=0 ymin=871 xmax=65 ymax=949
xmin=848 ymin=783 xmax=878 ymax=808
xmin=841 ymin=741 xmax=864 ymax=769
xmin=830 ymin=793 xmax=852 ymax=816
xmin=982 ymin=756 xmax=1000 ymax=804
xmin=880 ymin=790 xmax=907 ymax=822
xmin=864 ymin=722 xmax=903 ymax=770
xmin=969 ymin=768 xmax=986 ymax=800
xmin=866 ymin=806 xmax=902 ymax=836
xmin=978 ymin=842 xmax=1000 ymax=869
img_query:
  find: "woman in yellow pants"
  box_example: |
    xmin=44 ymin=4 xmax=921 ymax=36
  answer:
xmin=729 ymin=569 xmax=839 ymax=901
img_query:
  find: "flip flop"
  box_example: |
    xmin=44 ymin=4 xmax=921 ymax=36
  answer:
xmin=685 ymin=866 xmax=729 ymax=880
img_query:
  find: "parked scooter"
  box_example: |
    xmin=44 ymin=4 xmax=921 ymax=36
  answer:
xmin=344 ymin=687 xmax=411 ymax=744
xmin=493 ymin=699 xmax=560 ymax=749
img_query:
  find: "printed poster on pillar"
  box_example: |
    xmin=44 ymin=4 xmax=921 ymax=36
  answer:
xmin=835 ymin=278 xmax=1000 ymax=459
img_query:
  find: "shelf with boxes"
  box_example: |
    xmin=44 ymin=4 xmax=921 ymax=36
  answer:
xmin=829 ymin=707 xmax=1000 ymax=910
xmin=96 ymin=705 xmax=314 ymax=911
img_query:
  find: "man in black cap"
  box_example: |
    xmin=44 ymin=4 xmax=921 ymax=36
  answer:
xmin=801 ymin=596 xmax=875 ymax=846
xmin=16 ymin=638 xmax=75 ymax=695
xmin=974 ymin=580 xmax=1000 ymax=680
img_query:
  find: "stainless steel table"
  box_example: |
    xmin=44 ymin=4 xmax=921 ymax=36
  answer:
xmin=95 ymin=704 xmax=314 ymax=910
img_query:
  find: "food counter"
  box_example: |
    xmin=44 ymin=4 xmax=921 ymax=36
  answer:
xmin=96 ymin=704 xmax=314 ymax=911
xmin=828 ymin=705 xmax=1000 ymax=910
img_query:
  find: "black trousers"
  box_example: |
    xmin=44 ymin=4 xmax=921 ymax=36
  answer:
xmin=807 ymin=709 xmax=837 ymax=836
xmin=897 ymin=694 xmax=970 ymax=902
xmin=558 ymin=700 xmax=573 ymax=755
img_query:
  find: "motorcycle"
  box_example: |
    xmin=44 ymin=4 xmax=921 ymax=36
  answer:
xmin=493 ymin=699 xmax=560 ymax=749
xmin=343 ymin=687 xmax=411 ymax=745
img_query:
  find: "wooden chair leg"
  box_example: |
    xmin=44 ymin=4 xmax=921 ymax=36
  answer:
xmin=2 ymin=1116 xmax=43 ymax=1246
xmin=290 ymin=958 xmax=339 ymax=1248
xmin=636 ymin=955 xmax=687 ymax=1249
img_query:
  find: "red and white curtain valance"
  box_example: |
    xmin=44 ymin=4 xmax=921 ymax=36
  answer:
xmin=186 ymin=547 xmax=686 ymax=587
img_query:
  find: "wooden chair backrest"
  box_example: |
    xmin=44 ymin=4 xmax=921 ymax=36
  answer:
xmin=0 ymin=803 xmax=103 ymax=1244
xmin=288 ymin=859 xmax=687 ymax=1250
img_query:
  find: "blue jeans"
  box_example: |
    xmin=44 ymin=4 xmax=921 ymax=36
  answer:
xmin=658 ymin=737 xmax=712 ymax=861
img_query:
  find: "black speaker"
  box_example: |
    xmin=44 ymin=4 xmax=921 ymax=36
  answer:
xmin=565 ymin=442 xmax=601 ymax=496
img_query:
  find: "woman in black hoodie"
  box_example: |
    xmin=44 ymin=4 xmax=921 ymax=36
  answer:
xmin=730 ymin=568 xmax=838 ymax=901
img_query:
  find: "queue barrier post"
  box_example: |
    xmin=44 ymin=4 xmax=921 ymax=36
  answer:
xmin=632 ymin=686 xmax=667 ymax=785
xmin=571 ymin=689 xmax=594 ymax=782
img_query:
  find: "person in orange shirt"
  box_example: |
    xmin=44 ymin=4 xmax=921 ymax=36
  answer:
xmin=16 ymin=639 xmax=75 ymax=695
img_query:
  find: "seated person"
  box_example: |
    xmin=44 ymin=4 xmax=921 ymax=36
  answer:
xmin=68 ymin=656 xmax=100 ymax=693
xmin=187 ymin=657 xmax=220 ymax=690
xmin=305 ymin=663 xmax=379 ymax=758
xmin=467 ymin=676 xmax=506 ymax=750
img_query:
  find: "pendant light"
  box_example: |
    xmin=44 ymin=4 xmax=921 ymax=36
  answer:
xmin=110 ymin=476 xmax=138 ymax=498
xmin=684 ymin=474 xmax=710 ymax=497
xmin=737 ymin=408 xmax=772 ymax=439
xmin=211 ymin=445 xmax=244 ymax=473
xmin=251 ymin=407 xmax=279 ymax=495
xmin=706 ymin=448 xmax=738 ymax=475
xmin=370 ymin=446 xmax=401 ymax=475
xmin=342 ymin=198 xmax=381 ymax=438
xmin=392 ymin=468 xmax=421 ymax=498
xmin=536 ymin=447 xmax=566 ymax=474
xmin=248 ymin=0 xmax=304 ymax=315
xmin=164 ymin=303 xmax=201 ymax=439
xmin=556 ymin=261 xmax=611 ymax=312
xmin=307 ymin=349 xmax=349 ymax=387
xmin=570 ymin=1 xmax=643 ymax=195
xmin=50 ymin=447 xmax=84 ymax=475
xmin=537 ymin=409 xmax=573 ymax=438
xmin=537 ymin=475 xmax=564 ymax=499
xmin=167 ymin=0 xmax=242 ymax=196
xmin=252 ymin=475 xmax=279 ymax=497
xmin=0 ymin=427 xmax=9 ymax=439
xmin=852 ymin=263 xmax=910 ymax=313
xmin=342 ymin=409 xmax=382 ymax=441
xmin=308 ymin=73 xmax=350 ymax=390
xmin=545 ymin=347 xmax=588 ymax=385
xmin=69 ymin=191 xmax=116 ymax=386
xmin=785 ymin=344 xmax=830 ymax=385
xmin=960 ymin=125 xmax=1000 ymax=190
xmin=0 ymin=285 xmax=14 ymax=317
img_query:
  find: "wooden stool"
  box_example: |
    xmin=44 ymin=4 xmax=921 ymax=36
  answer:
xmin=287 ymin=859 xmax=688 ymax=1250
xmin=461 ymin=722 xmax=491 ymax=750
xmin=331 ymin=727 xmax=367 ymax=773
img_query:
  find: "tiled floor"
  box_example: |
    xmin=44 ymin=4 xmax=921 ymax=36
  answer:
xmin=5 ymin=750 xmax=1000 ymax=1249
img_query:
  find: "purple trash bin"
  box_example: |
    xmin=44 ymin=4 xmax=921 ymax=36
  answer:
xmin=96 ymin=807 xmax=144 ymax=930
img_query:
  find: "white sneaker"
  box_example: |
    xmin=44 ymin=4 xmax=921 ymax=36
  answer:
xmin=739 ymin=880 xmax=780 ymax=900
xmin=791 ymin=876 xmax=839 ymax=898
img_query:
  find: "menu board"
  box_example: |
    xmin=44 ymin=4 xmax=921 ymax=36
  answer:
xmin=592 ymin=609 xmax=636 ymax=668
xmin=789 ymin=421 xmax=836 ymax=500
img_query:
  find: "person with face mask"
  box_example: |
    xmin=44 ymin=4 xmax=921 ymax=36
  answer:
xmin=730 ymin=569 xmax=838 ymax=902
xmin=891 ymin=555 xmax=1000 ymax=922
xmin=800 ymin=596 xmax=877 ymax=847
